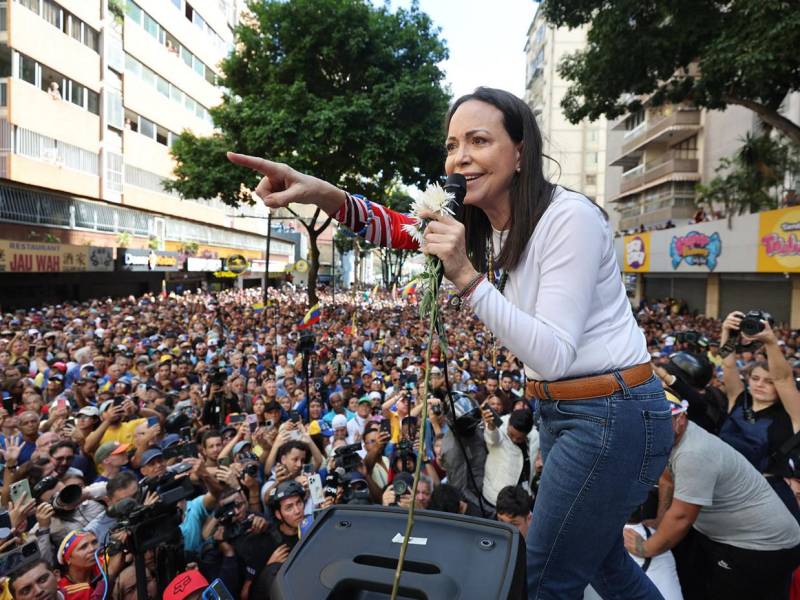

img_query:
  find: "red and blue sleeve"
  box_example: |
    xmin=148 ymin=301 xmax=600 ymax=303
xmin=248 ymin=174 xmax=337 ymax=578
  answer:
xmin=333 ymin=193 xmax=420 ymax=250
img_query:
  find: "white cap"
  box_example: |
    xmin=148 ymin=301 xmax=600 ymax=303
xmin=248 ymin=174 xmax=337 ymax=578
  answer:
xmin=332 ymin=414 xmax=348 ymax=430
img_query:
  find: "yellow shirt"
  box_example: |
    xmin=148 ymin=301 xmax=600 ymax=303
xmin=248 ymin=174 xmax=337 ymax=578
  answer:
xmin=99 ymin=418 xmax=145 ymax=447
xmin=388 ymin=411 xmax=401 ymax=444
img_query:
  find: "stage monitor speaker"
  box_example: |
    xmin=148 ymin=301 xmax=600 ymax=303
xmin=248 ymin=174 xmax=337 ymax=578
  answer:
xmin=270 ymin=505 xmax=523 ymax=600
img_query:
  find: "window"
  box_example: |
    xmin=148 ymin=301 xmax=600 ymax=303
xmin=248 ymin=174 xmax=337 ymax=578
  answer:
xmin=126 ymin=1 xmax=142 ymax=25
xmin=69 ymin=80 xmax=84 ymax=107
xmin=83 ymin=27 xmax=99 ymax=52
xmin=68 ymin=15 xmax=80 ymax=40
xmin=204 ymin=68 xmax=215 ymax=85
xmin=139 ymin=116 xmax=154 ymax=139
xmin=106 ymin=90 xmax=123 ymax=128
xmin=156 ymin=75 xmax=169 ymax=97
xmin=143 ymin=12 xmax=158 ymax=38
xmin=184 ymin=95 xmax=195 ymax=113
xmin=181 ymin=45 xmax=193 ymax=68
xmin=87 ymin=89 xmax=99 ymax=114
xmin=585 ymin=174 xmax=597 ymax=186
xmin=40 ymin=64 xmax=63 ymax=96
xmin=156 ymin=125 xmax=168 ymax=146
xmin=169 ymin=85 xmax=181 ymax=103
xmin=20 ymin=0 xmax=39 ymax=15
xmin=125 ymin=54 xmax=141 ymax=76
xmin=41 ymin=0 xmax=61 ymax=28
xmin=0 ymin=44 xmax=10 ymax=77
xmin=185 ymin=3 xmax=192 ymax=20
xmin=0 ymin=2 xmax=6 ymax=31
xmin=170 ymin=0 xmax=180 ymax=8
xmin=20 ymin=54 xmax=36 ymax=85
xmin=193 ymin=57 xmax=203 ymax=76
xmin=124 ymin=108 xmax=138 ymax=132
xmin=142 ymin=66 xmax=155 ymax=87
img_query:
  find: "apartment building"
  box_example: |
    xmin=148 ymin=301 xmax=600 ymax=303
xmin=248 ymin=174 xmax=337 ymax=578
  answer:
xmin=0 ymin=0 xmax=297 ymax=305
xmin=523 ymin=7 xmax=608 ymax=206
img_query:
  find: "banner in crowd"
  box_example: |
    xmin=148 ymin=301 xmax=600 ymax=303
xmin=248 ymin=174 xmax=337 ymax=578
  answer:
xmin=117 ymin=249 xmax=183 ymax=272
xmin=756 ymin=206 xmax=800 ymax=272
xmin=0 ymin=241 xmax=113 ymax=273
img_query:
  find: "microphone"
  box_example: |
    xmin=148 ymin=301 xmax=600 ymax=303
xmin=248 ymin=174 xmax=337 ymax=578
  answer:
xmin=436 ymin=174 xmax=468 ymax=288
xmin=444 ymin=173 xmax=467 ymax=223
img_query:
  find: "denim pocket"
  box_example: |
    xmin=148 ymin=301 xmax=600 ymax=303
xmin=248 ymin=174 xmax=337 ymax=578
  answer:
xmin=553 ymin=398 xmax=609 ymax=424
xmin=638 ymin=408 xmax=674 ymax=486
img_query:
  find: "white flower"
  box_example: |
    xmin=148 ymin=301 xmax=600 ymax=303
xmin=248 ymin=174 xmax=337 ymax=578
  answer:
xmin=401 ymin=222 xmax=424 ymax=245
xmin=404 ymin=184 xmax=455 ymax=243
xmin=410 ymin=184 xmax=455 ymax=219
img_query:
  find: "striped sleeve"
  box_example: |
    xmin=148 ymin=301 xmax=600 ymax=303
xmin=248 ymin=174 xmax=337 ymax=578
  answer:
xmin=333 ymin=193 xmax=420 ymax=250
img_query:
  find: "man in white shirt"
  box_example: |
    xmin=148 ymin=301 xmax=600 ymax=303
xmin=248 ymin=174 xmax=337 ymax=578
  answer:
xmin=346 ymin=395 xmax=372 ymax=444
xmin=481 ymin=408 xmax=539 ymax=507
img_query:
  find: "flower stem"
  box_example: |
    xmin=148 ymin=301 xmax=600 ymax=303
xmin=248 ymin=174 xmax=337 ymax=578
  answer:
xmin=390 ymin=287 xmax=439 ymax=600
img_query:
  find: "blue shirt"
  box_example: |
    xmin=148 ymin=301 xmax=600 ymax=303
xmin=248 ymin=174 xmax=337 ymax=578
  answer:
xmin=180 ymin=495 xmax=211 ymax=556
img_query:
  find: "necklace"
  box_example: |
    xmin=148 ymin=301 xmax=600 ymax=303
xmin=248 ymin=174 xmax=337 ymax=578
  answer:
xmin=487 ymin=234 xmax=509 ymax=366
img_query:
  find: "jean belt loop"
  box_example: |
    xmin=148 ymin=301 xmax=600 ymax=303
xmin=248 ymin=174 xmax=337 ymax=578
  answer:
xmin=611 ymin=369 xmax=631 ymax=399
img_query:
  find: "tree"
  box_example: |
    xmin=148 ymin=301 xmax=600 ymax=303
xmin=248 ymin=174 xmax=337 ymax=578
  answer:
xmin=166 ymin=0 xmax=450 ymax=306
xmin=376 ymin=188 xmax=415 ymax=288
xmin=696 ymin=132 xmax=800 ymax=218
xmin=542 ymin=1 xmax=800 ymax=144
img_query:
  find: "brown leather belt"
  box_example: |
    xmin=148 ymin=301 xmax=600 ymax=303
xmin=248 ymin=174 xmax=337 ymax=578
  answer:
xmin=525 ymin=362 xmax=653 ymax=401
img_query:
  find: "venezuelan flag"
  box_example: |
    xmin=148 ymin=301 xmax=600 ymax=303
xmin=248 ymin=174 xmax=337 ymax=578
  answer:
xmin=297 ymin=303 xmax=321 ymax=329
xmin=401 ymin=279 xmax=418 ymax=297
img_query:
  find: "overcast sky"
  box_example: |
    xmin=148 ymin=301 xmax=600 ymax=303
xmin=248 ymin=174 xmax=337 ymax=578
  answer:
xmin=378 ymin=0 xmax=536 ymax=100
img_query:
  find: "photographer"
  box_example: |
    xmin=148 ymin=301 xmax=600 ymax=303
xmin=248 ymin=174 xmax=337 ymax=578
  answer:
xmin=481 ymin=407 xmax=538 ymax=510
xmin=380 ymin=388 xmax=411 ymax=444
xmin=718 ymin=312 xmax=800 ymax=478
xmin=197 ymin=486 xmax=269 ymax=598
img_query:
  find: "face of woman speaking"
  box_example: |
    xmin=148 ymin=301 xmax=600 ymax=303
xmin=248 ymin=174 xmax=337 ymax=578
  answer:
xmin=445 ymin=100 xmax=521 ymax=216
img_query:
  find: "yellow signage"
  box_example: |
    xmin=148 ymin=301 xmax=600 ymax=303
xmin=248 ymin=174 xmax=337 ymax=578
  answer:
xmin=0 ymin=241 xmax=113 ymax=273
xmin=757 ymin=207 xmax=800 ymax=272
xmin=622 ymin=233 xmax=650 ymax=273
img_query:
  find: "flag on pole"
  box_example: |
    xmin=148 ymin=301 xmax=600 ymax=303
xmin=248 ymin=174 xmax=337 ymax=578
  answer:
xmin=297 ymin=303 xmax=321 ymax=329
xmin=401 ymin=279 xmax=418 ymax=297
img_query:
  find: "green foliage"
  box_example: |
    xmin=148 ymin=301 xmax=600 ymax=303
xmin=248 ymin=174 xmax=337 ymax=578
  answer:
xmin=116 ymin=231 xmax=132 ymax=248
xmin=167 ymin=0 xmax=450 ymax=206
xmin=180 ymin=241 xmax=200 ymax=256
xmin=542 ymin=0 xmax=800 ymax=141
xmin=696 ymin=133 xmax=800 ymax=216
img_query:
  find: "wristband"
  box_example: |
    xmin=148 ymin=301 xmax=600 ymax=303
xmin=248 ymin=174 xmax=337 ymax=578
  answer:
xmin=448 ymin=273 xmax=486 ymax=311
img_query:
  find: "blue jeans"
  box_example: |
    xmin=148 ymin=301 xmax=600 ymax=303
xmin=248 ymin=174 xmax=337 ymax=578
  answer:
xmin=527 ymin=373 xmax=673 ymax=599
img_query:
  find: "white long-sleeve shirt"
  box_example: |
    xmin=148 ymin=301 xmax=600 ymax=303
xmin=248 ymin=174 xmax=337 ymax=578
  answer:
xmin=469 ymin=187 xmax=649 ymax=381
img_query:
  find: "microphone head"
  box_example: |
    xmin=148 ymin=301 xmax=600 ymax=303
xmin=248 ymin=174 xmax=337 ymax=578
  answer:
xmin=444 ymin=173 xmax=467 ymax=222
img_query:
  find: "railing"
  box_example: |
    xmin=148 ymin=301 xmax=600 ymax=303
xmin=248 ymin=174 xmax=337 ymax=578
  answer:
xmin=620 ymin=109 xmax=700 ymax=157
xmin=16 ymin=126 xmax=99 ymax=175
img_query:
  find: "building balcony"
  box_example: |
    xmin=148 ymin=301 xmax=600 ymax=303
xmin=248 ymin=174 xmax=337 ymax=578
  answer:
xmin=611 ymin=109 xmax=701 ymax=167
xmin=618 ymin=195 xmax=697 ymax=232
xmin=616 ymin=153 xmax=700 ymax=199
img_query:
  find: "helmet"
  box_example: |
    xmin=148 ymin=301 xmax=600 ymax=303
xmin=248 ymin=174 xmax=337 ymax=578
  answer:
xmin=666 ymin=352 xmax=713 ymax=389
xmin=269 ymin=480 xmax=305 ymax=511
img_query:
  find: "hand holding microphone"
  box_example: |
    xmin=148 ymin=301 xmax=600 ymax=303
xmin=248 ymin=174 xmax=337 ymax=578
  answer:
xmin=420 ymin=173 xmax=480 ymax=290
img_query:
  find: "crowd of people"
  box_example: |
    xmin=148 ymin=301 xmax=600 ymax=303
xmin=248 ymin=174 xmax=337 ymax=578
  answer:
xmin=0 ymin=286 xmax=796 ymax=599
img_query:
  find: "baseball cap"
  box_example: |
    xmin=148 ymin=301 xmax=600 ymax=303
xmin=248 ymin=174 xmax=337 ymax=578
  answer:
xmin=307 ymin=419 xmax=333 ymax=437
xmin=160 ymin=434 xmax=181 ymax=449
xmin=341 ymin=375 xmax=353 ymax=386
xmin=163 ymin=570 xmax=209 ymax=600
xmin=233 ymin=440 xmax=253 ymax=455
xmin=332 ymin=414 xmax=347 ymax=429
xmin=77 ymin=406 xmax=100 ymax=418
xmin=357 ymin=396 xmax=371 ymax=405
xmin=140 ymin=448 xmax=164 ymax=466
xmin=95 ymin=441 xmax=130 ymax=464
xmin=665 ymin=390 xmax=688 ymax=415
xmin=368 ymin=391 xmax=382 ymax=402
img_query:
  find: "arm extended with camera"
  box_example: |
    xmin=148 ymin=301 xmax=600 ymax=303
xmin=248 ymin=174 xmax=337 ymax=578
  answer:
xmin=719 ymin=311 xmax=745 ymax=412
xmin=752 ymin=320 xmax=800 ymax=429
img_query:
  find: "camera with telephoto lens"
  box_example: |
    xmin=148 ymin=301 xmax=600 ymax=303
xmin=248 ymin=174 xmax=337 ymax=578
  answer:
xmin=392 ymin=478 xmax=410 ymax=497
xmin=162 ymin=442 xmax=198 ymax=462
xmin=675 ymin=330 xmax=710 ymax=352
xmin=333 ymin=443 xmax=362 ymax=473
xmin=51 ymin=484 xmax=83 ymax=514
xmin=209 ymin=366 xmax=228 ymax=386
xmin=213 ymin=503 xmax=253 ymax=541
xmin=739 ymin=310 xmax=774 ymax=337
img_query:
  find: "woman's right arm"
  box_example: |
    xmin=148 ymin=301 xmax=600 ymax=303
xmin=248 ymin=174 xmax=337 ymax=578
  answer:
xmin=720 ymin=312 xmax=744 ymax=413
xmin=227 ymin=153 xmax=419 ymax=250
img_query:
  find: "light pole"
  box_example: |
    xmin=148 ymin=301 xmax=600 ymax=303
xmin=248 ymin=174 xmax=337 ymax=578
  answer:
xmin=264 ymin=209 xmax=272 ymax=303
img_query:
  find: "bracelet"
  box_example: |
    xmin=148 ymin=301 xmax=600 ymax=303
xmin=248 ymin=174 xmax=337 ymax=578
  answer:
xmin=448 ymin=273 xmax=485 ymax=311
xmin=353 ymin=195 xmax=375 ymax=237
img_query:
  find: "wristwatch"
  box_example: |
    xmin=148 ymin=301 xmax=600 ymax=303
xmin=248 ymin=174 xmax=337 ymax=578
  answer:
xmin=448 ymin=274 xmax=485 ymax=311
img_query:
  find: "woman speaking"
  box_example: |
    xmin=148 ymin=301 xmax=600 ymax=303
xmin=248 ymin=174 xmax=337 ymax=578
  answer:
xmin=228 ymin=87 xmax=672 ymax=599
